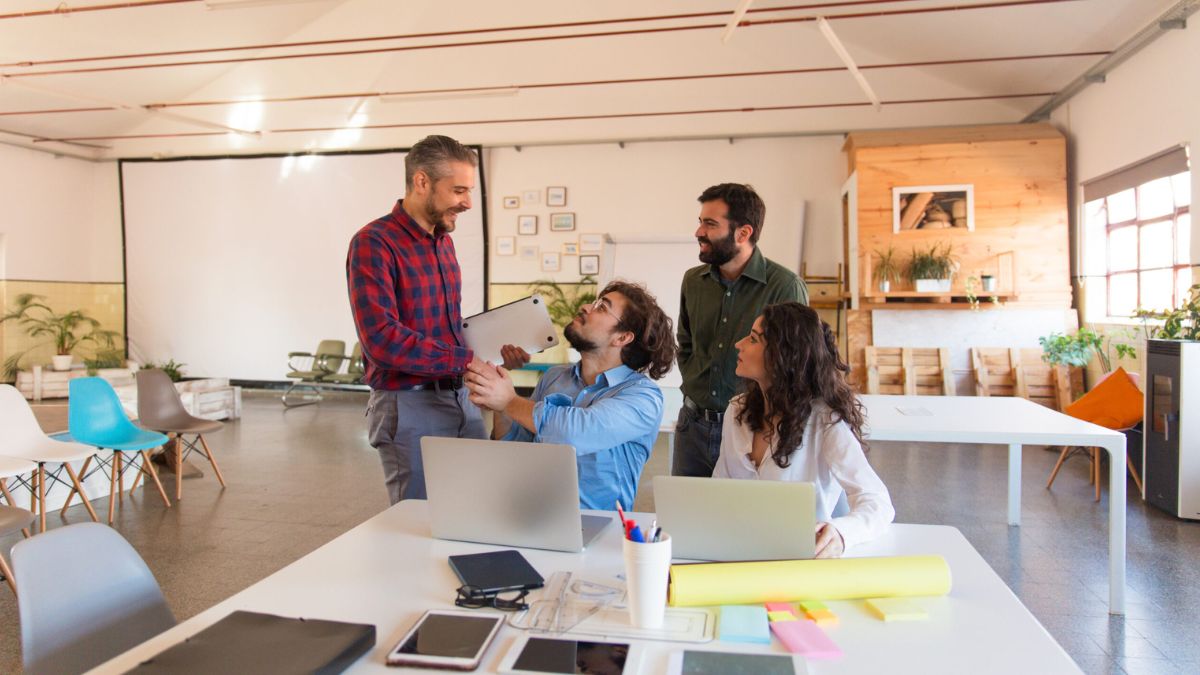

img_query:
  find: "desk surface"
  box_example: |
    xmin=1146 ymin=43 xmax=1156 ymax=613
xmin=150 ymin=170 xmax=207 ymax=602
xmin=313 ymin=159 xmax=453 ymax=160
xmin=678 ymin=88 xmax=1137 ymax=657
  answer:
xmin=861 ymin=394 xmax=1124 ymax=445
xmin=93 ymin=501 xmax=1079 ymax=675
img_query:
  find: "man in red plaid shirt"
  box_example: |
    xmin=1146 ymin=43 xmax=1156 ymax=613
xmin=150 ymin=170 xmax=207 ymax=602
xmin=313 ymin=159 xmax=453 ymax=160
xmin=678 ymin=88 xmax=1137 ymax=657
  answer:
xmin=347 ymin=135 xmax=527 ymax=504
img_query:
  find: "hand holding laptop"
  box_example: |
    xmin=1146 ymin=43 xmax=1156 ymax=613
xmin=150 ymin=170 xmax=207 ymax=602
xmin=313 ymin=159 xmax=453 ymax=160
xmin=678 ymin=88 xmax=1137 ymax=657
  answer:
xmin=814 ymin=522 xmax=845 ymax=559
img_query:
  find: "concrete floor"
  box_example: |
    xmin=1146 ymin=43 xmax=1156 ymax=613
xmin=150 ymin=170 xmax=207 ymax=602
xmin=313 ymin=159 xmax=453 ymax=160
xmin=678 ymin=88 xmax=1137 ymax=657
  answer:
xmin=2 ymin=391 xmax=1198 ymax=674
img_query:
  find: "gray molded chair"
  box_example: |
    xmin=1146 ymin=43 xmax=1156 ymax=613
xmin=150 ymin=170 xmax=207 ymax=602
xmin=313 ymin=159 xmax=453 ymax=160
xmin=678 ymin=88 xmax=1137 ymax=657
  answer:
xmin=0 ymin=504 xmax=35 ymax=596
xmin=136 ymin=369 xmax=227 ymax=501
xmin=13 ymin=522 xmax=176 ymax=675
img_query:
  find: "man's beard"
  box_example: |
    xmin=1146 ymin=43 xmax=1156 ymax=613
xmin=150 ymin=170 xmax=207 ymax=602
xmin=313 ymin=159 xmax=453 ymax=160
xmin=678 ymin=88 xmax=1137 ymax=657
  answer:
xmin=564 ymin=323 xmax=598 ymax=353
xmin=697 ymin=228 xmax=738 ymax=265
xmin=426 ymin=203 xmax=458 ymax=236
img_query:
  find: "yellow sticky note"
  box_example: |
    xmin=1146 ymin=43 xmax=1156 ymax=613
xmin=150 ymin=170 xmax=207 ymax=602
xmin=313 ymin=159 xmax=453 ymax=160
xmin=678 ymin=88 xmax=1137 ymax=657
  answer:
xmin=866 ymin=597 xmax=928 ymax=622
xmin=804 ymin=608 xmax=839 ymax=626
xmin=767 ymin=610 xmax=798 ymax=622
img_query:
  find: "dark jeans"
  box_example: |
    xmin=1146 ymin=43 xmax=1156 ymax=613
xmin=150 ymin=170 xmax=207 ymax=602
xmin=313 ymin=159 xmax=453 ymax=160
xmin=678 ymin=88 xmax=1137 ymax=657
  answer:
xmin=670 ymin=403 xmax=724 ymax=477
xmin=366 ymin=387 xmax=485 ymax=504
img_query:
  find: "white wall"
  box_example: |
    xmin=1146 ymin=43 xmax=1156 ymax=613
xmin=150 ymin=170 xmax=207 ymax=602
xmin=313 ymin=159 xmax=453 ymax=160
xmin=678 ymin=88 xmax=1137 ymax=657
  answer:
xmin=1052 ymin=23 xmax=1200 ymax=266
xmin=0 ymin=145 xmax=122 ymax=282
xmin=484 ymin=136 xmax=847 ymax=286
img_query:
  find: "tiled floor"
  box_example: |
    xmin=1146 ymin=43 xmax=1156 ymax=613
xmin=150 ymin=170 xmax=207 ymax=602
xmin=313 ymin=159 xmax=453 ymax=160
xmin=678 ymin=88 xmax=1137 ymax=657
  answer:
xmin=2 ymin=392 xmax=1198 ymax=673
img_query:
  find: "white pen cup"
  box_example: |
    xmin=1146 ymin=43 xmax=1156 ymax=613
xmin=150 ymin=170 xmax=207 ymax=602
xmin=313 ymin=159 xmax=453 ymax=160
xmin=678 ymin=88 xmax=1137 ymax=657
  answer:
xmin=622 ymin=533 xmax=671 ymax=629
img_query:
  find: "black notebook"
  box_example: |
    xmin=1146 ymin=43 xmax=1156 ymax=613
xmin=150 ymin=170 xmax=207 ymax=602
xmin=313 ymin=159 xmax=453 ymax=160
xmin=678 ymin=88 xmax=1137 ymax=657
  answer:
xmin=130 ymin=610 xmax=375 ymax=674
xmin=448 ymin=549 xmax=545 ymax=594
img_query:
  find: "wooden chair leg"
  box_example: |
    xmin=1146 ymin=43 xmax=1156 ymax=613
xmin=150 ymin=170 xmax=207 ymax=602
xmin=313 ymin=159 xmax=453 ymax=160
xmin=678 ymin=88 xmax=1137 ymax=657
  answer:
xmin=139 ymin=451 xmax=172 ymax=509
xmin=63 ymin=463 xmax=100 ymax=523
xmin=176 ymin=435 xmax=183 ymax=501
xmin=1045 ymin=446 xmax=1074 ymax=489
xmin=130 ymin=465 xmax=144 ymax=492
xmin=0 ymin=479 xmax=31 ymax=539
xmin=108 ymin=453 xmax=118 ymax=524
xmin=0 ymin=552 xmax=17 ymax=598
xmin=116 ymin=453 xmax=124 ymax=505
xmin=1093 ymin=447 xmax=1102 ymax=502
xmin=37 ymin=465 xmax=46 ymax=534
xmin=198 ymin=434 xmax=227 ymax=488
xmin=60 ymin=455 xmax=92 ymax=515
xmin=1126 ymin=454 xmax=1144 ymax=496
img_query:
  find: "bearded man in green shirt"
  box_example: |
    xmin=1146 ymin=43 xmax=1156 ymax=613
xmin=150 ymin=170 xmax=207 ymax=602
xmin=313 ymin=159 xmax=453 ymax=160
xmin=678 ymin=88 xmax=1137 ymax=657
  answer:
xmin=671 ymin=183 xmax=809 ymax=477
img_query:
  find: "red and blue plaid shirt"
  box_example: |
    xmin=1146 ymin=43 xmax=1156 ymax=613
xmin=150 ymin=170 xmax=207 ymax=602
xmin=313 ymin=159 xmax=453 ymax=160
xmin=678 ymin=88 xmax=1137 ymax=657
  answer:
xmin=346 ymin=200 xmax=472 ymax=390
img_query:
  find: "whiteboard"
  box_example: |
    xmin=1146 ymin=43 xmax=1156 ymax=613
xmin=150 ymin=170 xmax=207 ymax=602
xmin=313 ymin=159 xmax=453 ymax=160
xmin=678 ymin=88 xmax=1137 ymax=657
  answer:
xmin=598 ymin=235 xmax=698 ymax=388
xmin=121 ymin=150 xmax=485 ymax=381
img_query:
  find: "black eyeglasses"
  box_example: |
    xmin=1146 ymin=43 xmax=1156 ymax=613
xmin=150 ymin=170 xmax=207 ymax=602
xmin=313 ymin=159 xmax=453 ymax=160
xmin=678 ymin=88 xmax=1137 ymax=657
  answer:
xmin=454 ymin=585 xmax=530 ymax=612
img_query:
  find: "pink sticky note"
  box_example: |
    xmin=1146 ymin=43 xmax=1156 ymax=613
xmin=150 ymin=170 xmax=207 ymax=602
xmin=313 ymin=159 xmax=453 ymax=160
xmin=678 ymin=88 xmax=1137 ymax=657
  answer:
xmin=771 ymin=619 xmax=842 ymax=660
xmin=764 ymin=602 xmax=795 ymax=613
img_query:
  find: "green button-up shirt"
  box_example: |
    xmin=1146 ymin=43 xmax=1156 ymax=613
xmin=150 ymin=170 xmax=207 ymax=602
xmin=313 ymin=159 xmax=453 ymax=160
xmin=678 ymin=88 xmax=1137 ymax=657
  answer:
xmin=677 ymin=247 xmax=808 ymax=411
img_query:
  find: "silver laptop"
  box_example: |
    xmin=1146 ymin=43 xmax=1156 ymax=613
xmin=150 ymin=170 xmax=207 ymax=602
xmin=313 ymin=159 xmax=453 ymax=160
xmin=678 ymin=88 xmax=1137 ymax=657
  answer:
xmin=654 ymin=476 xmax=816 ymax=561
xmin=421 ymin=437 xmax=612 ymax=553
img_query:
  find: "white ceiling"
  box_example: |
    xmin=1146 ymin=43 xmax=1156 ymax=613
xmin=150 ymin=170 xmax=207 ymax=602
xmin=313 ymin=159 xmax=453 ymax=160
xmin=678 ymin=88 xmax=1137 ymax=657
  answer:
xmin=0 ymin=0 xmax=1180 ymax=159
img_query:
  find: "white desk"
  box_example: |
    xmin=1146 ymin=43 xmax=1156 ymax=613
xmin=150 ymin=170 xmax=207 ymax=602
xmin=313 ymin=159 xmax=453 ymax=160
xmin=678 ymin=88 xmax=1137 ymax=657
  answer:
xmin=862 ymin=395 xmax=1128 ymax=615
xmin=93 ymin=501 xmax=1079 ymax=674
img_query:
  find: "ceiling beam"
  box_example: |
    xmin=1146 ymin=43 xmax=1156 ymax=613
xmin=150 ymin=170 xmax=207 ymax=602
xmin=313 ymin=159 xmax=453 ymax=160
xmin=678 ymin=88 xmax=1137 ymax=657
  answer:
xmin=816 ymin=16 xmax=880 ymax=111
xmin=1023 ymin=0 xmax=1200 ymax=121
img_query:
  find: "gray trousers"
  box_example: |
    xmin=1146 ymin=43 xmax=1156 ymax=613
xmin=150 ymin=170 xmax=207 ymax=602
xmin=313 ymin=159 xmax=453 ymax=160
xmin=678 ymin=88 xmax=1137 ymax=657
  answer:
xmin=366 ymin=387 xmax=485 ymax=504
xmin=670 ymin=404 xmax=724 ymax=477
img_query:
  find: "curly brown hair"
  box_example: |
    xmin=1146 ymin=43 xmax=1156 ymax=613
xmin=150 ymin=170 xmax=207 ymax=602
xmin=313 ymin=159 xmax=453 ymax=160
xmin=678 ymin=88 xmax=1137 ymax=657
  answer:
xmin=603 ymin=280 xmax=677 ymax=380
xmin=735 ymin=302 xmax=866 ymax=468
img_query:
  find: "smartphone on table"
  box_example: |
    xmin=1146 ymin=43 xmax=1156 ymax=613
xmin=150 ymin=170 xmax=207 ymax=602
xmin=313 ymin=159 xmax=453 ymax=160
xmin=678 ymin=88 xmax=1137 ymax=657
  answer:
xmin=386 ymin=609 xmax=504 ymax=670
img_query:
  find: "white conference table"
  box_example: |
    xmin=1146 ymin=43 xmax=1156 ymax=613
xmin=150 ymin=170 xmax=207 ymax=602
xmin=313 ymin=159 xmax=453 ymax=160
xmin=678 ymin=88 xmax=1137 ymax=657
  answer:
xmin=861 ymin=395 xmax=1128 ymax=615
xmin=93 ymin=500 xmax=1080 ymax=674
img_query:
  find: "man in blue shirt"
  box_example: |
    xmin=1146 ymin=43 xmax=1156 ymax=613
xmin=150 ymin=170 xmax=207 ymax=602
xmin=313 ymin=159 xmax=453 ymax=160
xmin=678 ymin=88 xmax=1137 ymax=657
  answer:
xmin=464 ymin=281 xmax=677 ymax=510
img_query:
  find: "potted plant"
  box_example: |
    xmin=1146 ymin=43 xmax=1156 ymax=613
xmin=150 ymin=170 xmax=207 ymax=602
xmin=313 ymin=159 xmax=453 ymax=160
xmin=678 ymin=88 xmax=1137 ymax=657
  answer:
xmin=905 ymin=243 xmax=957 ymax=293
xmin=873 ymin=246 xmax=900 ymax=293
xmin=1 ymin=294 xmax=122 ymax=378
xmin=527 ymin=276 xmax=598 ymax=328
xmin=1039 ymin=328 xmax=1136 ymax=373
xmin=143 ymin=359 xmax=186 ymax=382
xmin=1135 ymin=284 xmax=1200 ymax=341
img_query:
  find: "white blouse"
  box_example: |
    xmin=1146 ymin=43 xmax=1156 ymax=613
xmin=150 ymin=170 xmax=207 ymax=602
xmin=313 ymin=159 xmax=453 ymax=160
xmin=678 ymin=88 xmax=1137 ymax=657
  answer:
xmin=713 ymin=395 xmax=895 ymax=550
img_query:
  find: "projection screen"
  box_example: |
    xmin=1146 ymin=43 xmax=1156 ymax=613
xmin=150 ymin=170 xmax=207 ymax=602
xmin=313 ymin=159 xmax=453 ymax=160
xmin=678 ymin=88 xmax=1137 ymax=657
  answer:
xmin=121 ymin=149 xmax=486 ymax=381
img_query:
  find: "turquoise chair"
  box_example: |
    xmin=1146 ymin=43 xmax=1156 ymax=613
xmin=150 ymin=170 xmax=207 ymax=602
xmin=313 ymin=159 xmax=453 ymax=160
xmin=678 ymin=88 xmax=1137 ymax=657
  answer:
xmin=66 ymin=378 xmax=172 ymax=524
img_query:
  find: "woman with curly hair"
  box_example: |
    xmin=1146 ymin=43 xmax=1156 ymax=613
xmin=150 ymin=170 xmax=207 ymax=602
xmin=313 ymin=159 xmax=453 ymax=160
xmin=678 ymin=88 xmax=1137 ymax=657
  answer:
xmin=713 ymin=302 xmax=894 ymax=558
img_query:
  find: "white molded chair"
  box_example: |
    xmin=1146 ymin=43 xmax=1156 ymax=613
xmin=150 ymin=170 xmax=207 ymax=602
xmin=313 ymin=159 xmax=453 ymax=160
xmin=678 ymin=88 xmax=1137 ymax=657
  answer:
xmin=13 ymin=522 xmax=176 ymax=675
xmin=0 ymin=384 xmax=101 ymax=532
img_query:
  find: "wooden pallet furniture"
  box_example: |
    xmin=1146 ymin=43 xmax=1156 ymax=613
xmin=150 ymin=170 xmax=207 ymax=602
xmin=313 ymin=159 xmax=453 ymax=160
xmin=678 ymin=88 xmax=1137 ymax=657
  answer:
xmin=971 ymin=347 xmax=1072 ymax=411
xmin=865 ymin=347 xmax=955 ymax=396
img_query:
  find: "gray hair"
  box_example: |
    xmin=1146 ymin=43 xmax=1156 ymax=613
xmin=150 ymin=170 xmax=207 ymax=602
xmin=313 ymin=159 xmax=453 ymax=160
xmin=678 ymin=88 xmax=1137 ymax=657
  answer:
xmin=405 ymin=135 xmax=478 ymax=189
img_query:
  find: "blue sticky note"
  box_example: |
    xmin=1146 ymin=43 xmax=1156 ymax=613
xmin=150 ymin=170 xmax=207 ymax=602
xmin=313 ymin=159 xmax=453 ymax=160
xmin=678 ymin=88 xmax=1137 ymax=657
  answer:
xmin=718 ymin=605 xmax=771 ymax=644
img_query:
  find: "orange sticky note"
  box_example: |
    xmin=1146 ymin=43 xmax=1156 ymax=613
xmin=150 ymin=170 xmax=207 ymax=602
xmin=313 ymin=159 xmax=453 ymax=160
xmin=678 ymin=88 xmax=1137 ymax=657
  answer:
xmin=805 ymin=608 xmax=839 ymax=626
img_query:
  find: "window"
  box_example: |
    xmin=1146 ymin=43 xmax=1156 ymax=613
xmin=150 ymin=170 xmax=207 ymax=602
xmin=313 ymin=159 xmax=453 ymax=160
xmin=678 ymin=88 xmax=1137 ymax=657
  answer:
xmin=1081 ymin=147 xmax=1191 ymax=319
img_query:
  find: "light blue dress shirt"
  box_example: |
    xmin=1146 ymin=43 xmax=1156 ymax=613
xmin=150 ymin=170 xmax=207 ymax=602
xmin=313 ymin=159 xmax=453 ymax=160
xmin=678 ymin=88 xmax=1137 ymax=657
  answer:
xmin=502 ymin=363 xmax=663 ymax=511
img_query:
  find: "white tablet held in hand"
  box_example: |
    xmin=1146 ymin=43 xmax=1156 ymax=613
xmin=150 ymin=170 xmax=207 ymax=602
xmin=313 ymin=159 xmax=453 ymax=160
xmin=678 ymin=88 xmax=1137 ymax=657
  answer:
xmin=462 ymin=295 xmax=559 ymax=365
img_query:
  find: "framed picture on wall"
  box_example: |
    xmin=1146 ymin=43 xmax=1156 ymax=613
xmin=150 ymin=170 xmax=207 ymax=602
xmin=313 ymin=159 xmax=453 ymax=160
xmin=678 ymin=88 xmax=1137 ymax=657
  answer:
xmin=547 ymin=186 xmax=567 ymax=207
xmin=550 ymin=212 xmax=576 ymax=232
xmin=496 ymin=236 xmax=515 ymax=256
xmin=518 ymin=215 xmax=538 ymax=235
xmin=562 ymin=241 xmax=579 ymax=255
xmin=579 ymin=255 xmax=600 ymax=275
xmin=519 ymin=245 xmax=538 ymax=262
xmin=892 ymin=185 xmax=974 ymax=232
xmin=522 ymin=189 xmax=540 ymax=204
xmin=503 ymin=196 xmax=520 ymax=209
xmin=541 ymin=252 xmax=561 ymax=272
xmin=579 ymin=233 xmax=604 ymax=252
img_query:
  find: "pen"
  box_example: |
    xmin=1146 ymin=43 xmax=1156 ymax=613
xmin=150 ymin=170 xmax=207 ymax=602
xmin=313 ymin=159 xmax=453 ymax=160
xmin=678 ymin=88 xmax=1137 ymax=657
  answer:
xmin=615 ymin=500 xmax=629 ymax=529
xmin=629 ymin=525 xmax=645 ymax=543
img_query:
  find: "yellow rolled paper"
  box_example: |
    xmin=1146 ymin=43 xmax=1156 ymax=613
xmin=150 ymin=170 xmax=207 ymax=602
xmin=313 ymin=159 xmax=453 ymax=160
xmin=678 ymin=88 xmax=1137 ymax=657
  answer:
xmin=668 ymin=555 xmax=952 ymax=607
